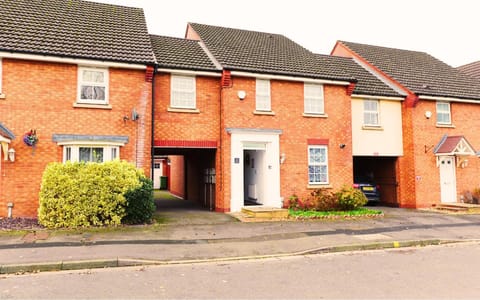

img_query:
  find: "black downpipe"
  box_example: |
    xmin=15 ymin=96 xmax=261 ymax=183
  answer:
xmin=150 ymin=65 xmax=157 ymax=182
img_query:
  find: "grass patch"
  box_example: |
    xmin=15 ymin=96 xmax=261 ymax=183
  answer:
xmin=289 ymin=207 xmax=383 ymax=219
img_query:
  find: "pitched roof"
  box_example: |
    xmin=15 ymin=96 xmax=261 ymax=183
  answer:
xmin=434 ymin=135 xmax=475 ymax=156
xmin=457 ymin=61 xmax=480 ymax=80
xmin=339 ymin=41 xmax=480 ymax=101
xmin=0 ymin=0 xmax=155 ymax=64
xmin=0 ymin=122 xmax=15 ymax=140
xmin=150 ymin=35 xmax=219 ymax=72
xmin=324 ymin=55 xmax=402 ymax=98
xmin=188 ymin=23 xmax=355 ymax=82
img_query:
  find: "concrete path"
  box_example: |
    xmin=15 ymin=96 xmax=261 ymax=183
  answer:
xmin=1 ymin=203 xmax=480 ymax=274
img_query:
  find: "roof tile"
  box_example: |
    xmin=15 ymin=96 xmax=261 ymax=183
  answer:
xmin=0 ymin=0 xmax=155 ymax=64
xmin=340 ymin=41 xmax=480 ymax=100
xmin=150 ymin=35 xmax=219 ymax=72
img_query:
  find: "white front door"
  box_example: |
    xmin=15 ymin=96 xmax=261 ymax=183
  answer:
xmin=439 ymin=156 xmax=456 ymax=203
xmin=228 ymin=129 xmax=282 ymax=212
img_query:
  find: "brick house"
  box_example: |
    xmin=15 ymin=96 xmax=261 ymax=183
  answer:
xmin=0 ymin=0 xmax=155 ymax=217
xmin=332 ymin=41 xmax=480 ymax=207
xmin=149 ymin=23 xmax=406 ymax=213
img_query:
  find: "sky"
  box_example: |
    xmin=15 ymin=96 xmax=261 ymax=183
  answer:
xmin=95 ymin=0 xmax=479 ymax=67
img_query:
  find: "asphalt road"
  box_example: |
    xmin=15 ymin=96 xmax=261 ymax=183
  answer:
xmin=2 ymin=241 xmax=480 ymax=299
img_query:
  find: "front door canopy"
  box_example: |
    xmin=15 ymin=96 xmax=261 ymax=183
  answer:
xmin=434 ymin=135 xmax=476 ymax=156
xmin=434 ymin=135 xmax=476 ymax=168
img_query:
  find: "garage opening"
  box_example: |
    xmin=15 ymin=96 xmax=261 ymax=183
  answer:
xmin=353 ymin=156 xmax=398 ymax=206
xmin=153 ymin=147 xmax=216 ymax=210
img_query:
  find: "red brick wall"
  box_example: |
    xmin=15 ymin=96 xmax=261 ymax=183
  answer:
xmin=404 ymin=100 xmax=480 ymax=207
xmin=0 ymin=58 xmax=152 ymax=217
xmin=220 ymin=76 xmax=353 ymax=210
xmin=168 ymin=155 xmax=185 ymax=198
xmin=153 ymin=73 xmax=220 ymax=141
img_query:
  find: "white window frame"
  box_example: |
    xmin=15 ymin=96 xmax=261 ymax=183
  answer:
xmin=304 ymin=83 xmax=324 ymax=114
xmin=436 ymin=101 xmax=451 ymax=125
xmin=63 ymin=145 xmax=119 ymax=163
xmin=363 ymin=99 xmax=380 ymax=126
xmin=77 ymin=67 xmax=109 ymax=105
xmin=171 ymin=75 xmax=196 ymax=109
xmin=308 ymin=145 xmax=329 ymax=185
xmin=256 ymin=79 xmax=271 ymax=111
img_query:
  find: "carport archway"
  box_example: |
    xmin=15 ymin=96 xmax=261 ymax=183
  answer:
xmin=153 ymin=147 xmax=216 ymax=210
xmin=353 ymin=156 xmax=398 ymax=206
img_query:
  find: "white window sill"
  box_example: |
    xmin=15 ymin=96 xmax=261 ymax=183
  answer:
xmin=362 ymin=125 xmax=383 ymax=131
xmin=73 ymin=103 xmax=112 ymax=109
xmin=0 ymin=93 xmax=5 ymax=99
xmin=253 ymin=110 xmax=275 ymax=116
xmin=307 ymin=184 xmax=332 ymax=189
xmin=436 ymin=123 xmax=455 ymax=128
xmin=303 ymin=113 xmax=328 ymax=118
xmin=167 ymin=107 xmax=200 ymax=114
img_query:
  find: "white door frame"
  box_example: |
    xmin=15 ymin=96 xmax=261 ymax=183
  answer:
xmin=227 ymin=128 xmax=282 ymax=212
xmin=439 ymin=155 xmax=457 ymax=203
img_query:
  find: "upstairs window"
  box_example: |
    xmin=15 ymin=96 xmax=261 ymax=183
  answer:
xmin=304 ymin=83 xmax=324 ymax=114
xmin=171 ymin=75 xmax=196 ymax=109
xmin=308 ymin=145 xmax=329 ymax=184
xmin=436 ymin=102 xmax=451 ymax=125
xmin=78 ymin=67 xmax=109 ymax=104
xmin=256 ymin=79 xmax=271 ymax=111
xmin=363 ymin=100 xmax=380 ymax=126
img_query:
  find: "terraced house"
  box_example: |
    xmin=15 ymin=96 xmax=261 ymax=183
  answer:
xmin=150 ymin=23 xmax=406 ymax=213
xmin=0 ymin=0 xmax=155 ymax=217
xmin=2 ymin=0 xmax=479 ymax=218
xmin=332 ymin=41 xmax=480 ymax=208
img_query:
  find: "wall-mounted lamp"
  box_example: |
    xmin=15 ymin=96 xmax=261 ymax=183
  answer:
xmin=280 ymin=153 xmax=286 ymax=164
xmin=425 ymin=111 xmax=432 ymax=119
xmin=339 ymin=143 xmax=346 ymax=149
xmin=8 ymin=148 xmax=15 ymax=162
xmin=238 ymin=90 xmax=246 ymax=100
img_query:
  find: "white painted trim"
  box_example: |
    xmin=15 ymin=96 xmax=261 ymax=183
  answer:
xmin=419 ymin=95 xmax=480 ymax=104
xmin=230 ymin=71 xmax=351 ymax=85
xmin=0 ymin=51 xmax=147 ymax=70
xmin=352 ymin=94 xmax=404 ymax=101
xmin=156 ymin=68 xmax=221 ymax=77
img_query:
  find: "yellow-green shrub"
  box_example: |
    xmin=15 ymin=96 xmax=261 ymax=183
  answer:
xmin=38 ymin=160 xmax=144 ymax=228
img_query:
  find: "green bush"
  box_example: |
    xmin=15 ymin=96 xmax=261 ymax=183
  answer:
xmin=122 ymin=176 xmax=155 ymax=224
xmin=38 ymin=160 xmax=144 ymax=228
xmin=336 ymin=186 xmax=368 ymax=210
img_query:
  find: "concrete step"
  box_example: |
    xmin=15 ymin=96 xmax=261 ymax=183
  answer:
xmin=433 ymin=203 xmax=480 ymax=213
xmin=241 ymin=206 xmax=289 ymax=219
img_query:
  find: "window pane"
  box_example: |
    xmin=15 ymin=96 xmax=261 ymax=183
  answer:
xmin=81 ymin=86 xmax=106 ymax=100
xmin=79 ymin=147 xmax=103 ymax=163
xmin=171 ymin=75 xmax=195 ymax=108
xmin=308 ymin=146 xmax=328 ymax=184
xmin=256 ymin=79 xmax=271 ymax=111
xmin=436 ymin=102 xmax=451 ymax=124
xmin=79 ymin=147 xmax=91 ymax=162
xmin=304 ymin=84 xmax=324 ymax=114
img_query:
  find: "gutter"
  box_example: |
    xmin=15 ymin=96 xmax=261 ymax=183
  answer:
xmin=151 ymin=65 xmax=157 ymax=182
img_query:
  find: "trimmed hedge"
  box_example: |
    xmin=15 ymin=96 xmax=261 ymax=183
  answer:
xmin=122 ymin=176 xmax=155 ymax=224
xmin=38 ymin=160 xmax=148 ymax=228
